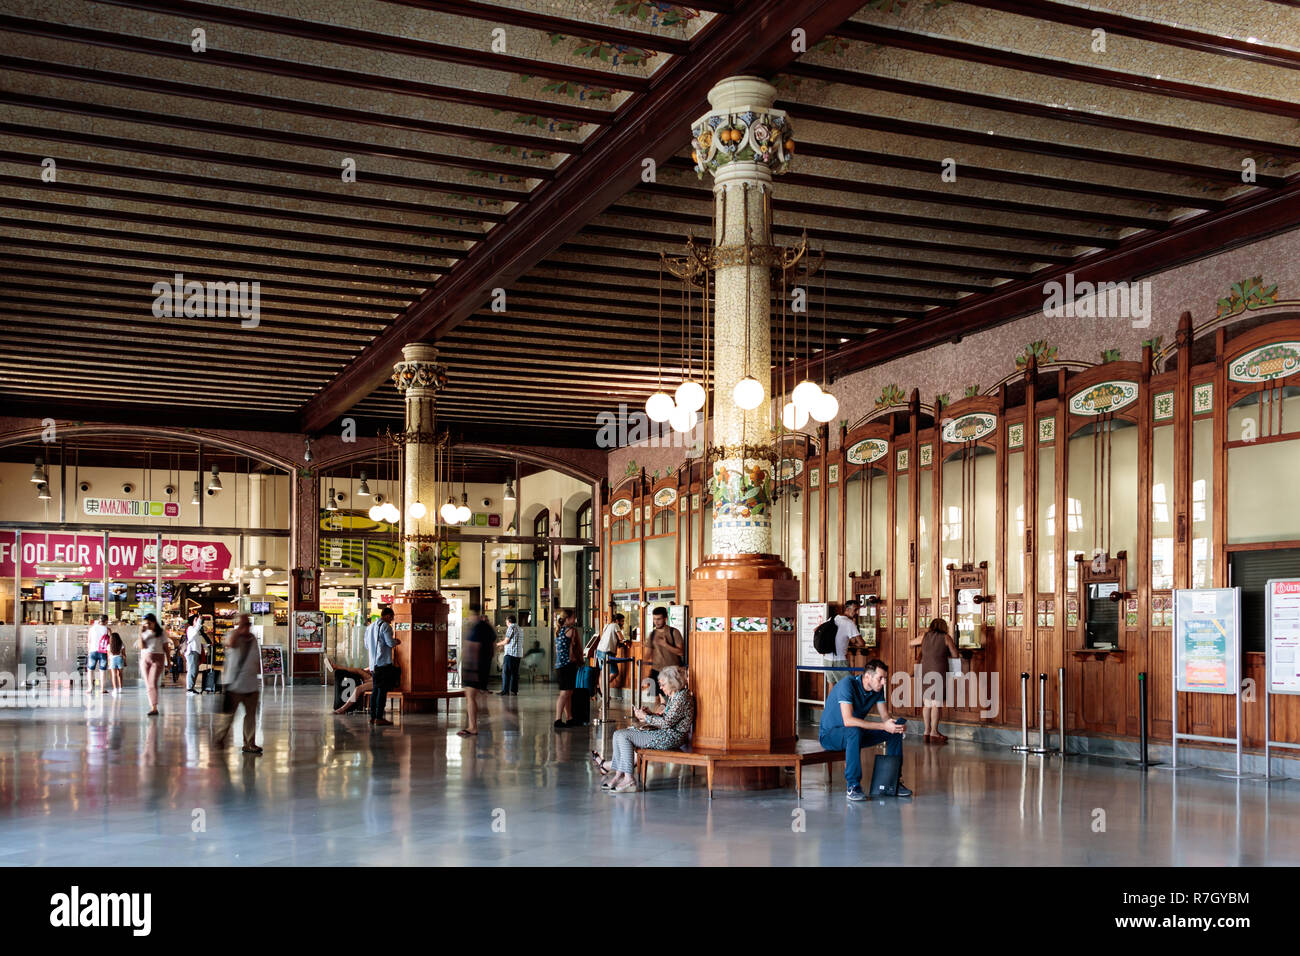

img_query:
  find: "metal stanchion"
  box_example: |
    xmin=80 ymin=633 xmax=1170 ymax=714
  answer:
xmin=1127 ymin=671 xmax=1162 ymax=768
xmin=1057 ymin=666 xmax=1069 ymax=756
xmin=1014 ymin=672 xmax=1053 ymax=754
xmin=1011 ymin=673 xmax=1032 ymax=752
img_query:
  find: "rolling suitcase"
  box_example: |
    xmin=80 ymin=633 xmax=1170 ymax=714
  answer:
xmin=569 ymin=685 xmax=591 ymax=725
xmin=202 ymin=667 xmax=219 ymax=694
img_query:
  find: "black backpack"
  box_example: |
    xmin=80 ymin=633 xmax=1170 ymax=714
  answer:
xmin=813 ymin=618 xmax=838 ymax=655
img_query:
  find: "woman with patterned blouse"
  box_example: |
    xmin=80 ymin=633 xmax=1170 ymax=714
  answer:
xmin=592 ymin=665 xmax=694 ymax=793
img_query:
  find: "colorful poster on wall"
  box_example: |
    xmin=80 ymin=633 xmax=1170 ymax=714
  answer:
xmin=1173 ymin=588 xmax=1239 ymax=695
xmin=440 ymin=542 xmax=460 ymax=580
xmin=294 ymin=610 xmax=325 ymax=653
xmin=1266 ymin=579 xmax=1300 ymax=696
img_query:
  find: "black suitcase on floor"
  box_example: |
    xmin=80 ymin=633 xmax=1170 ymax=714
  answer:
xmin=570 ymin=686 xmax=591 ymax=725
xmin=202 ymin=668 xmax=219 ymax=694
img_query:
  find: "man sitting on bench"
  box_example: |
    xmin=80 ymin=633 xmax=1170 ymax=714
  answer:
xmin=819 ymin=659 xmax=912 ymax=801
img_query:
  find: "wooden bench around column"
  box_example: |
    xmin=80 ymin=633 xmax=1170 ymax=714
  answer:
xmin=636 ymin=744 xmax=846 ymax=799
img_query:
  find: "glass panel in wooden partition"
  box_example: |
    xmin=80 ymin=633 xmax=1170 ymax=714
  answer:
xmin=1151 ymin=425 xmax=1175 ymax=590
xmin=844 ymin=471 xmax=863 ymax=575
xmin=827 ymin=487 xmax=841 ymax=603
xmin=973 ymin=452 xmax=997 ymax=588
xmin=702 ymin=502 xmax=713 ymax=558
xmin=1038 ymin=445 xmax=1056 ymax=586
xmin=1006 ymin=449 xmax=1025 ymax=594
xmin=917 ymin=468 xmax=933 ymax=599
xmin=895 ymin=474 xmax=909 ymax=599
xmin=644 ymin=535 xmax=674 ymax=590
xmin=1067 ymin=420 xmax=1139 ymax=590
xmin=808 ymin=489 xmax=821 ymax=602
xmin=678 ymin=510 xmax=689 ymax=585
xmin=778 ymin=491 xmax=804 ymax=581
xmin=610 ymin=541 xmax=640 ymax=591
xmin=940 ymin=448 xmax=996 ymax=593
xmin=1192 ymin=417 xmax=1214 ymax=587
xmin=1228 ymin=439 xmax=1300 ymax=544
xmin=870 ymin=472 xmax=888 ymax=579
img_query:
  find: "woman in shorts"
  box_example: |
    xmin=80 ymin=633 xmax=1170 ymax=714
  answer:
xmin=108 ymin=632 xmax=126 ymax=695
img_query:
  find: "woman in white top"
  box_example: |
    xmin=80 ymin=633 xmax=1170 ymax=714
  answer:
xmin=138 ymin=613 xmax=168 ymax=716
xmin=183 ymin=614 xmax=207 ymax=694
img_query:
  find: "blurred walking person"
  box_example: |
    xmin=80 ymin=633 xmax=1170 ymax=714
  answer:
xmin=138 ymin=613 xmax=168 ymax=717
xmin=214 ymin=613 xmax=262 ymax=755
xmin=459 ymin=605 xmax=496 ymax=737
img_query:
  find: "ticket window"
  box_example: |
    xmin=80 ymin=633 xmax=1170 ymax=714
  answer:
xmin=1076 ymin=552 xmax=1128 ymax=652
xmin=947 ymin=563 xmax=990 ymax=649
xmin=849 ymin=570 xmax=882 ymax=649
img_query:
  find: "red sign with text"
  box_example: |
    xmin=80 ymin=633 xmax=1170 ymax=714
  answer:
xmin=0 ymin=531 xmax=231 ymax=580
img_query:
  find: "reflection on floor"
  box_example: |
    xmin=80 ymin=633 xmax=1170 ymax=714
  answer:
xmin=0 ymin=682 xmax=1297 ymax=866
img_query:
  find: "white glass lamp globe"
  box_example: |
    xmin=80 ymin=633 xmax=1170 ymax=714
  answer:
xmin=791 ymin=379 xmax=822 ymax=411
xmin=674 ymin=379 xmax=706 ymax=413
xmin=368 ymin=504 xmax=383 ymax=521
xmin=732 ymin=375 xmax=764 ymax=410
xmin=669 ymin=404 xmax=698 ymax=433
xmin=441 ymin=501 xmax=459 ymax=523
xmin=407 ymin=501 xmax=427 ymax=520
xmin=385 ymin=503 xmax=402 ymax=523
xmin=456 ymin=504 xmax=472 ymax=523
xmin=782 ymin=400 xmax=809 ymax=430
xmin=645 ymin=391 xmax=675 ymax=422
xmin=809 ymin=389 xmax=840 ymax=423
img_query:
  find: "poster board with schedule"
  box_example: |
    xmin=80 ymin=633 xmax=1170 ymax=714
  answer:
xmin=1266 ymin=579 xmax=1300 ymax=695
xmin=1173 ymin=588 xmax=1240 ymax=694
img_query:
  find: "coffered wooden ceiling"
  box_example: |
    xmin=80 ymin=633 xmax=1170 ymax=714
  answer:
xmin=2 ymin=0 xmax=1299 ymax=447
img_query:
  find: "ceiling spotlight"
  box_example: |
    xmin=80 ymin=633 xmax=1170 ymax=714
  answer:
xmin=36 ymin=482 xmax=51 ymax=500
xmin=809 ymin=389 xmax=840 ymax=423
xmin=504 ymin=478 xmax=516 ymax=501
xmin=207 ymin=464 xmax=222 ymax=493
xmin=356 ymin=472 xmax=371 ymax=497
xmin=732 ymin=375 xmax=764 ymax=411
xmin=791 ymin=379 xmax=822 ymax=412
xmin=303 ymin=437 xmax=314 ymax=462
xmin=30 ymin=457 xmax=47 ymax=484
xmin=645 ymin=390 xmax=675 ymax=423
xmin=326 ymin=488 xmax=339 ymax=512
xmin=192 ymin=481 xmax=200 ymax=505
xmin=675 ymin=379 xmax=706 ymax=413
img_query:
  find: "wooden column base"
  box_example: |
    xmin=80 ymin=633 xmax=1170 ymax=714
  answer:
xmin=391 ymin=590 xmax=451 ymax=707
xmin=688 ymin=554 xmax=799 ymax=771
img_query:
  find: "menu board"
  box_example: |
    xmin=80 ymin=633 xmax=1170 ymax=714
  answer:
xmin=1266 ymin=579 xmax=1300 ymax=696
xmin=797 ymin=602 xmax=829 ymax=668
xmin=294 ymin=610 xmax=325 ymax=653
xmin=1173 ymin=588 xmax=1239 ymax=695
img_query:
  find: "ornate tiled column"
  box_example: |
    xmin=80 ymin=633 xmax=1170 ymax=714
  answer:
xmin=688 ymin=77 xmax=799 ymax=771
xmin=389 ymin=343 xmax=459 ymax=713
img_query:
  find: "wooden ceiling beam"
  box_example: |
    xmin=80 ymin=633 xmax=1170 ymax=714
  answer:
xmin=835 ymin=20 xmax=1300 ymax=121
xmin=300 ymin=0 xmax=875 ymax=434
xmin=96 ymin=0 xmax=651 ymax=90
xmin=0 ymin=16 xmax=612 ymax=124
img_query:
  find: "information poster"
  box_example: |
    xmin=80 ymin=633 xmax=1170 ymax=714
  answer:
xmin=259 ymin=645 xmax=285 ymax=677
xmin=1266 ymin=579 xmax=1300 ymax=695
xmin=1173 ymin=588 xmax=1239 ymax=694
xmin=293 ymin=610 xmax=325 ymax=653
xmin=797 ymin=602 xmax=829 ymax=669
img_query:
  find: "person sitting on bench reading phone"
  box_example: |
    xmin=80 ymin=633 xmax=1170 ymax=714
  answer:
xmin=818 ymin=659 xmax=912 ymax=801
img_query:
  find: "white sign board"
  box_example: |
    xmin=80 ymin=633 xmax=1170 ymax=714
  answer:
xmin=1173 ymin=588 xmax=1240 ymax=695
xmin=1266 ymin=579 xmax=1300 ymax=696
xmin=797 ymin=602 xmax=829 ymax=669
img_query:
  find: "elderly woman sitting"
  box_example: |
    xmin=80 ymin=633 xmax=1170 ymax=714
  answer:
xmin=590 ymin=665 xmax=694 ymax=794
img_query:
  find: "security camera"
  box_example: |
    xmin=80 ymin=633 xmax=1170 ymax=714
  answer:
xmin=335 ymin=491 xmax=346 ymax=502
xmin=164 ymin=484 xmax=176 ymax=496
xmin=374 ymin=493 xmax=385 ymax=505
xmin=121 ymin=483 xmax=134 ymax=494
xmin=481 ymin=497 xmax=492 ymax=508
xmin=78 ymin=481 xmax=91 ymax=493
xmin=206 ymin=488 xmax=216 ymax=497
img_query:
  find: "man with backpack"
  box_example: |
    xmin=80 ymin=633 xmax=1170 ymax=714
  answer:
xmin=816 ymin=601 xmax=863 ymax=685
xmin=819 ymin=659 xmax=912 ymax=801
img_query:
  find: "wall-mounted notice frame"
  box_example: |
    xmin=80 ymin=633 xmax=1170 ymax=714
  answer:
xmin=1173 ymin=588 xmax=1239 ymax=695
xmin=1266 ymin=580 xmax=1300 ymax=696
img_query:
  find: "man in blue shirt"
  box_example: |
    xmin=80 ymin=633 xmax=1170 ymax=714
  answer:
xmin=819 ymin=658 xmax=912 ymax=801
xmin=365 ymin=607 xmax=400 ymax=726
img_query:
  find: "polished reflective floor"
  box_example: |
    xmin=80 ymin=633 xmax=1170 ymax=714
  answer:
xmin=0 ymin=681 xmax=1297 ymax=866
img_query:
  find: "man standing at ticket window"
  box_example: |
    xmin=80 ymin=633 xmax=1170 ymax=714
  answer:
xmin=644 ymin=606 xmax=684 ymax=707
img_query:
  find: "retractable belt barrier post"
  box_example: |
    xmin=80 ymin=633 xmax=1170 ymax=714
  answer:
xmin=1127 ymin=672 xmax=1162 ymax=768
xmin=1013 ymin=672 xmax=1055 ymax=755
xmin=599 ymin=656 xmax=636 ymax=725
xmin=1011 ymin=673 xmax=1030 ymax=751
